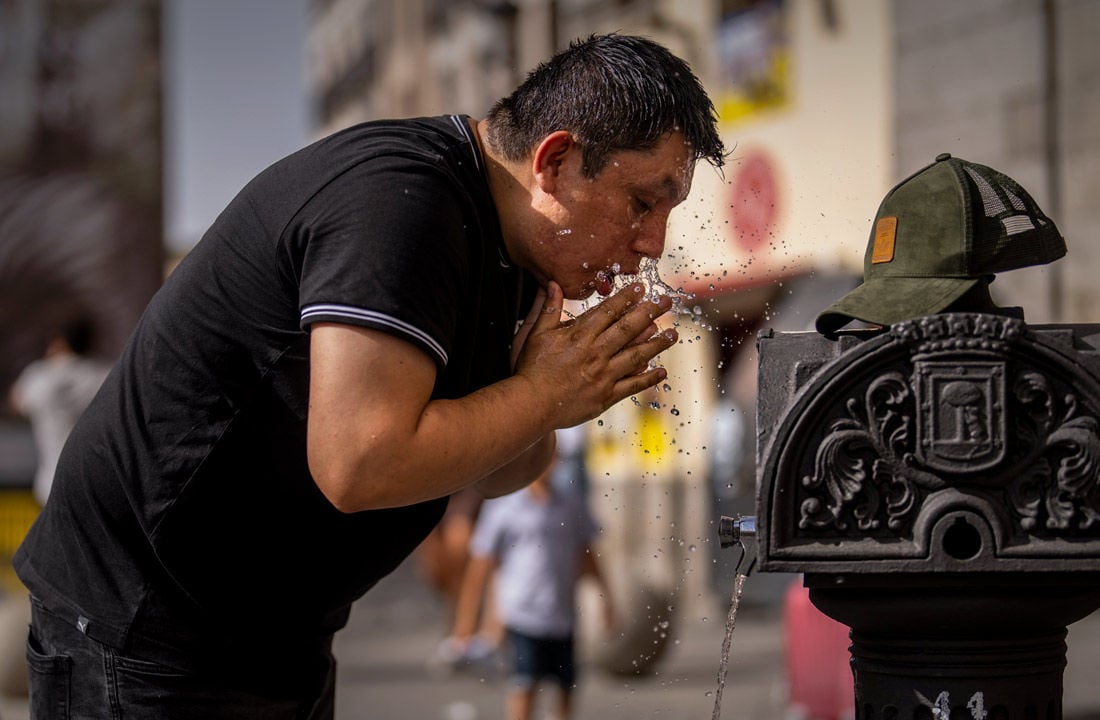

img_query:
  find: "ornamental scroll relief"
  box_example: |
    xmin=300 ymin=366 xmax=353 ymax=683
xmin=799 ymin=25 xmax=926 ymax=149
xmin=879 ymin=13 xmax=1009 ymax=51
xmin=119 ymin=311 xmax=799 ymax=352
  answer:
xmin=798 ymin=313 xmax=1100 ymax=539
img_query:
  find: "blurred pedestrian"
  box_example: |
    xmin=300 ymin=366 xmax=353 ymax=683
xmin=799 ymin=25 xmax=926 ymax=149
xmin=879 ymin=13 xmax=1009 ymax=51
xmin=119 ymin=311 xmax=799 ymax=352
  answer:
xmin=13 ymin=33 xmax=725 ymax=719
xmin=9 ymin=316 xmax=110 ymax=506
xmin=429 ymin=425 xmax=593 ymax=674
xmin=449 ymin=460 xmax=613 ymax=720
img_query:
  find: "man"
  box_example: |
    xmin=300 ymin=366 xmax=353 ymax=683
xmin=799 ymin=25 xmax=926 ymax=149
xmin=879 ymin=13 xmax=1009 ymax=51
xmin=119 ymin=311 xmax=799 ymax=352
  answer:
xmin=15 ymin=33 xmax=725 ymax=718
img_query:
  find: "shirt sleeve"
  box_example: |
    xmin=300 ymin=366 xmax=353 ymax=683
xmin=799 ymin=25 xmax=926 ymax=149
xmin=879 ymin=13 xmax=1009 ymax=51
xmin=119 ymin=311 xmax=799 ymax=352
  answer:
xmin=294 ymin=155 xmax=470 ymax=368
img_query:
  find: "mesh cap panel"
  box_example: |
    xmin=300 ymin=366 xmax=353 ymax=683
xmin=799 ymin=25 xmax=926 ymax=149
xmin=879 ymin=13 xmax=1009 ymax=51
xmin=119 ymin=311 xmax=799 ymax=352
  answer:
xmin=962 ymin=162 xmax=1065 ymax=275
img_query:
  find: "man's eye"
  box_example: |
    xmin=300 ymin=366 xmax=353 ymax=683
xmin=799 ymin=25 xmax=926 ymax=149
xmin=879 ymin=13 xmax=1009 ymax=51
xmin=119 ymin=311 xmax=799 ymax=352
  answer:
xmin=634 ymin=197 xmax=652 ymax=213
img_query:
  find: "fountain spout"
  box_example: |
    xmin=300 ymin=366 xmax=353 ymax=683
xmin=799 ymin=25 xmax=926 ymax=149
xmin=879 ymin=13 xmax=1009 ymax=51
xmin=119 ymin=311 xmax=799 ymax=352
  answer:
xmin=717 ymin=515 xmax=755 ymax=549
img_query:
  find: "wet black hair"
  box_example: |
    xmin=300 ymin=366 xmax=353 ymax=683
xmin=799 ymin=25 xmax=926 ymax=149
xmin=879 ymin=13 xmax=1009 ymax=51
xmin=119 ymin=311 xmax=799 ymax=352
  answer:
xmin=486 ymin=33 xmax=726 ymax=177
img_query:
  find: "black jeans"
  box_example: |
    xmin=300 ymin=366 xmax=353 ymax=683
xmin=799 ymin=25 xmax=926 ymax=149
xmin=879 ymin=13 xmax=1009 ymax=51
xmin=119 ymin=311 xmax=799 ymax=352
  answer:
xmin=26 ymin=597 xmax=335 ymax=720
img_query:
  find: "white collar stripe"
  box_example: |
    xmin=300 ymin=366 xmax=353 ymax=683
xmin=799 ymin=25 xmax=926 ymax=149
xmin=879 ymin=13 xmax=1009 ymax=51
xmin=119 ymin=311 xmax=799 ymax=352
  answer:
xmin=450 ymin=115 xmax=480 ymax=171
xmin=301 ymin=304 xmax=448 ymax=365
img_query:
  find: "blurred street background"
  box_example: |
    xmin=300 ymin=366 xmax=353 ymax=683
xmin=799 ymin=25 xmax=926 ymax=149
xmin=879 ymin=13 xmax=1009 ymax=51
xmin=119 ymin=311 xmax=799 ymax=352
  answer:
xmin=4 ymin=1 xmax=1100 ymax=718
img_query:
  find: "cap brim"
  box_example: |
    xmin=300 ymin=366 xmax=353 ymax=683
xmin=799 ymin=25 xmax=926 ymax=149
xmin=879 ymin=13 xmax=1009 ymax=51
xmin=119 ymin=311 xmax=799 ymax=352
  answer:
xmin=815 ymin=276 xmax=981 ymax=336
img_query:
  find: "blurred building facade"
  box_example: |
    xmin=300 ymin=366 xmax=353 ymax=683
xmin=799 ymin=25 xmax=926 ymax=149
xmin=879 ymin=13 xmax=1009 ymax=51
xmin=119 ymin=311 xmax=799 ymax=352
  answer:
xmin=894 ymin=0 xmax=1100 ymax=326
xmin=0 ymin=0 xmax=163 ymax=395
xmin=308 ymin=0 xmax=717 ymax=137
xmin=306 ymin=0 xmax=1100 ymax=325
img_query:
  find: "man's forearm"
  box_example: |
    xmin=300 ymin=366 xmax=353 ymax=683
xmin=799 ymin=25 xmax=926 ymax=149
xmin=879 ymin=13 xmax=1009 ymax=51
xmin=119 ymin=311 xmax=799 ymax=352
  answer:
xmin=474 ymin=431 xmax=556 ymax=498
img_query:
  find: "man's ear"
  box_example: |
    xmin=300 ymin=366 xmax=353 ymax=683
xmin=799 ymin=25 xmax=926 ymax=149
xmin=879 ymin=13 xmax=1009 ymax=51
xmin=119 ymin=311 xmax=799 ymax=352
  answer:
xmin=531 ymin=131 xmax=575 ymax=193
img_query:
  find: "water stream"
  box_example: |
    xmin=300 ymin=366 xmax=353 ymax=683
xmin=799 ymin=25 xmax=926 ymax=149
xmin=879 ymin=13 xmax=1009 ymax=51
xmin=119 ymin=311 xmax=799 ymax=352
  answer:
xmin=710 ymin=570 xmax=748 ymax=720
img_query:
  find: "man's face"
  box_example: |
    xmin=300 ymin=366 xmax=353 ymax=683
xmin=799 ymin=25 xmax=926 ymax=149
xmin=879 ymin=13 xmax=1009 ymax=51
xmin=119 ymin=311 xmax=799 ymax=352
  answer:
xmin=536 ymin=132 xmax=695 ymax=300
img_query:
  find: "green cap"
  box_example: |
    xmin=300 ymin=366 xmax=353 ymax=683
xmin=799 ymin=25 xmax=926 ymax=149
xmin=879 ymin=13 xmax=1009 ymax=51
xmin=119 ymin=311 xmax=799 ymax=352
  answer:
xmin=816 ymin=153 xmax=1066 ymax=336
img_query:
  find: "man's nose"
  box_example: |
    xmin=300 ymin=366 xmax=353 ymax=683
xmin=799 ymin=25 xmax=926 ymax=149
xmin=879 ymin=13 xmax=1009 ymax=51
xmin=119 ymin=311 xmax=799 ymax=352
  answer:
xmin=633 ymin=216 xmax=668 ymax=259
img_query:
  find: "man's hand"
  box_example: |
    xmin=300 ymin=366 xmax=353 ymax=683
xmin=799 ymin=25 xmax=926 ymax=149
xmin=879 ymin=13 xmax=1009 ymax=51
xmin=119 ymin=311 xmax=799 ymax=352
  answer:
xmin=512 ymin=281 xmax=678 ymax=430
xmin=510 ymin=286 xmax=546 ymax=371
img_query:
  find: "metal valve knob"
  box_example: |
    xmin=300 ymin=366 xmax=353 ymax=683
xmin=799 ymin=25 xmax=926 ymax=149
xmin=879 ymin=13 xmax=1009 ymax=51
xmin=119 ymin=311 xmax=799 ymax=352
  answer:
xmin=718 ymin=515 xmax=756 ymax=549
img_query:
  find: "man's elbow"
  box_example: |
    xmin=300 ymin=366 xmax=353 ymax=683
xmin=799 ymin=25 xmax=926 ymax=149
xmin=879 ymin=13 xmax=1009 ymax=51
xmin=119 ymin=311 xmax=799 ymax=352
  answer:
xmin=311 ymin=470 xmax=361 ymax=513
xmin=310 ymin=456 xmax=413 ymax=514
xmin=308 ymin=450 xmax=370 ymax=513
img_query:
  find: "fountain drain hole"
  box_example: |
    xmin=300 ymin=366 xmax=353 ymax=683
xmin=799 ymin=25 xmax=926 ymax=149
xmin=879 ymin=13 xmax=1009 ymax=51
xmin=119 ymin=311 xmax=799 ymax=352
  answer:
xmin=942 ymin=516 xmax=983 ymax=560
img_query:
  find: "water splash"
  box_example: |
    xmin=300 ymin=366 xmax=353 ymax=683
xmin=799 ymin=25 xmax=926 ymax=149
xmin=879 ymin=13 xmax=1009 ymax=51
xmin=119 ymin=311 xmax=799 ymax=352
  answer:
xmin=580 ymin=257 xmax=713 ymax=334
xmin=609 ymin=257 xmax=689 ymax=306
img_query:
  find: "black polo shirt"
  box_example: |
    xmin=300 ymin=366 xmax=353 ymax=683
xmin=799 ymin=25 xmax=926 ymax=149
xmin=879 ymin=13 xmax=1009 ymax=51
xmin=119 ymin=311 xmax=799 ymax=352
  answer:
xmin=15 ymin=115 xmax=532 ymax=678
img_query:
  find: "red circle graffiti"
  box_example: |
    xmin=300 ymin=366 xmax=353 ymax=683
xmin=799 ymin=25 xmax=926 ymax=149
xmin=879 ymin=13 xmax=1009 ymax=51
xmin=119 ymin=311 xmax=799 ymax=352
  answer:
xmin=730 ymin=151 xmax=779 ymax=253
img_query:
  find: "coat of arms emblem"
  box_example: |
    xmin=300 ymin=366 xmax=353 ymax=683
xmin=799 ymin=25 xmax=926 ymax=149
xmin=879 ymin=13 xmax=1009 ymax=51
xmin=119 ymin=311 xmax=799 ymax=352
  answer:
xmin=914 ymin=360 xmax=1006 ymax=473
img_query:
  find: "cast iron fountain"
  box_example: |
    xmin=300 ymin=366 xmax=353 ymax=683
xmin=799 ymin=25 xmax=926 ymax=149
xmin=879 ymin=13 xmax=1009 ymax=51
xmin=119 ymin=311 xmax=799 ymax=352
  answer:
xmin=722 ymin=312 xmax=1100 ymax=719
